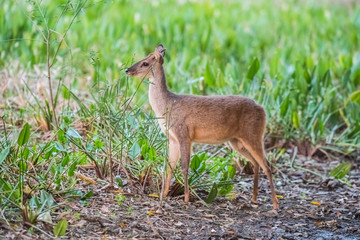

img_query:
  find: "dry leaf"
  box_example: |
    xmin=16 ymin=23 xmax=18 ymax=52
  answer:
xmin=276 ymin=195 xmax=284 ymax=199
xmin=100 ymin=205 xmax=109 ymax=213
xmin=73 ymin=220 xmax=87 ymax=228
xmin=311 ymin=201 xmax=321 ymax=205
xmin=148 ymin=193 xmax=159 ymax=198
xmin=119 ymin=222 xmax=127 ymax=228
xmin=203 ymin=215 xmax=217 ymax=219
xmin=75 ymin=172 xmax=97 ymax=185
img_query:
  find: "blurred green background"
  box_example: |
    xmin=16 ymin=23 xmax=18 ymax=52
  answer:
xmin=1 ymin=0 xmax=360 ymax=151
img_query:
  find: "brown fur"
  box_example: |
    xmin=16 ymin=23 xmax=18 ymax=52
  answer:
xmin=125 ymin=45 xmax=279 ymax=210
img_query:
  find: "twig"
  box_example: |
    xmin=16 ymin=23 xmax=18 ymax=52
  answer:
xmin=147 ymin=215 xmax=163 ymax=239
xmin=24 ymin=222 xmax=55 ymax=239
xmin=106 ymin=106 xmax=114 ymax=186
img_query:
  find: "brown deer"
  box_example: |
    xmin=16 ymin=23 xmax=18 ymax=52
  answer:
xmin=125 ymin=44 xmax=279 ymax=210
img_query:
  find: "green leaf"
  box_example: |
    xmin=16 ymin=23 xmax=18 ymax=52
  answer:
xmin=55 ymin=142 xmax=67 ymax=152
xmin=205 ymin=182 xmax=218 ymax=204
xmin=115 ymin=175 xmax=123 ymax=187
xmin=329 ymin=162 xmax=351 ymax=179
xmin=68 ymin=161 xmax=77 ymax=177
xmin=218 ymin=183 xmax=234 ymax=196
xmin=349 ymin=90 xmax=360 ymax=104
xmin=205 ymin=62 xmax=216 ymax=87
xmin=129 ymin=142 xmax=140 ymax=159
xmin=292 ymin=111 xmax=300 ymax=129
xmin=40 ymin=190 xmax=56 ymax=207
xmin=53 ymin=219 xmax=68 ymax=237
xmin=190 ymin=155 xmax=201 ymax=171
xmin=23 ymin=147 xmax=30 ymax=160
xmin=61 ymin=155 xmax=70 ymax=167
xmin=66 ymin=128 xmax=82 ymax=139
xmin=17 ymin=123 xmax=31 ymax=146
xmin=227 ymin=165 xmax=236 ymax=179
xmin=62 ymin=85 xmax=71 ymax=100
xmin=127 ymin=115 xmax=139 ymax=129
xmin=81 ymin=190 xmax=93 ymax=201
xmin=246 ymin=58 xmax=260 ymax=80
xmin=94 ymin=137 xmax=104 ymax=149
xmin=58 ymin=129 xmax=66 ymax=144
xmin=0 ymin=147 xmax=10 ymax=164
xmin=18 ymin=161 xmax=27 ymax=172
xmin=148 ymin=147 xmax=156 ymax=161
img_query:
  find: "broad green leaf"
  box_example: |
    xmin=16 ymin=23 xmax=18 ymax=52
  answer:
xmin=129 ymin=142 xmax=140 ymax=159
xmin=23 ymin=147 xmax=30 ymax=160
xmin=58 ymin=129 xmax=66 ymax=144
xmin=40 ymin=190 xmax=56 ymax=207
xmin=329 ymin=162 xmax=351 ymax=179
xmin=127 ymin=115 xmax=139 ymax=129
xmin=190 ymin=155 xmax=200 ymax=171
xmin=66 ymin=128 xmax=82 ymax=139
xmin=115 ymin=175 xmax=123 ymax=187
xmin=62 ymin=85 xmax=71 ymax=100
xmin=55 ymin=142 xmax=67 ymax=152
xmin=246 ymin=58 xmax=260 ymax=80
xmin=0 ymin=147 xmax=10 ymax=164
xmin=61 ymin=155 xmax=70 ymax=167
xmin=17 ymin=123 xmax=31 ymax=146
xmin=53 ymin=219 xmax=68 ymax=237
xmin=205 ymin=182 xmax=218 ymax=204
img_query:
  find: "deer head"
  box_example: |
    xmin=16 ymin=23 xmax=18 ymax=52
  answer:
xmin=125 ymin=44 xmax=166 ymax=78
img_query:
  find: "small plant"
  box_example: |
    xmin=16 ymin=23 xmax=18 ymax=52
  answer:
xmin=170 ymin=152 xmax=236 ymax=204
xmin=115 ymin=194 xmax=126 ymax=207
xmin=53 ymin=219 xmax=68 ymax=237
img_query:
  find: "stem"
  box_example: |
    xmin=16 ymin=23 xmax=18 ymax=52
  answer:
xmin=46 ymin=33 xmax=59 ymax=129
xmin=107 ymin=108 xmax=114 ymax=186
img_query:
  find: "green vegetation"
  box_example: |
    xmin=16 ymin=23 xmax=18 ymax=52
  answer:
xmin=0 ymin=0 xmax=359 ymax=236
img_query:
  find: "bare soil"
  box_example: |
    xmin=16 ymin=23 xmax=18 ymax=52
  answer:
xmin=1 ymin=156 xmax=359 ymax=240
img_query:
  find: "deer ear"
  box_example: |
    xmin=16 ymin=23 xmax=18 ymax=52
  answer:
xmin=156 ymin=44 xmax=166 ymax=57
xmin=154 ymin=44 xmax=166 ymax=64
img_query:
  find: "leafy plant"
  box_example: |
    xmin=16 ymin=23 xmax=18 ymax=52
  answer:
xmin=329 ymin=162 xmax=351 ymax=180
xmin=53 ymin=219 xmax=68 ymax=237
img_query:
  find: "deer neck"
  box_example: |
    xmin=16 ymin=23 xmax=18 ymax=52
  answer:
xmin=148 ymin=64 xmax=173 ymax=118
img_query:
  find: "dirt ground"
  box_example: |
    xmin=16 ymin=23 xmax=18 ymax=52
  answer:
xmin=1 ymin=155 xmax=359 ymax=240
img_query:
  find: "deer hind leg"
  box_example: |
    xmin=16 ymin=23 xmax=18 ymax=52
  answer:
xmin=230 ymin=139 xmax=259 ymax=204
xmin=241 ymin=138 xmax=279 ymax=210
xmin=162 ymin=137 xmax=180 ymax=198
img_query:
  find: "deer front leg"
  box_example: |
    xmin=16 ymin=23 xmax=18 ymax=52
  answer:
xmin=180 ymin=140 xmax=191 ymax=203
xmin=162 ymin=138 xmax=180 ymax=198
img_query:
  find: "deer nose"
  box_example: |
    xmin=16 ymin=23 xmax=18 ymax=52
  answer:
xmin=125 ymin=68 xmax=129 ymax=73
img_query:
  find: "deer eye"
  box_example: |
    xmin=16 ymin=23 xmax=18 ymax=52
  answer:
xmin=142 ymin=62 xmax=149 ymax=67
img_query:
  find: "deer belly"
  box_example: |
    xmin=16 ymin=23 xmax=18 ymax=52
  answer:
xmin=191 ymin=127 xmax=234 ymax=144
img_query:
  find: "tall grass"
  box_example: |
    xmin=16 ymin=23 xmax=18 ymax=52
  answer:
xmin=1 ymin=0 xmax=359 ymax=151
